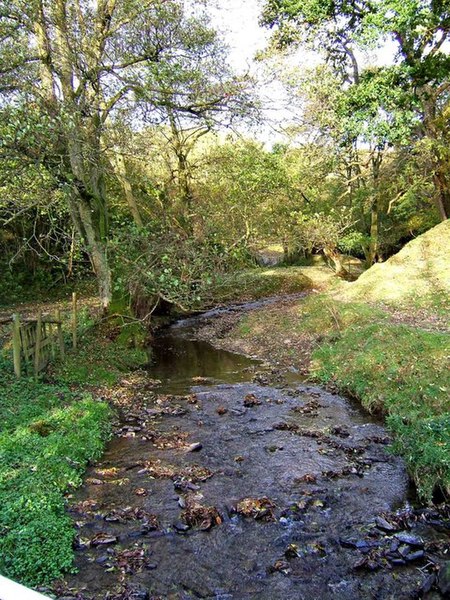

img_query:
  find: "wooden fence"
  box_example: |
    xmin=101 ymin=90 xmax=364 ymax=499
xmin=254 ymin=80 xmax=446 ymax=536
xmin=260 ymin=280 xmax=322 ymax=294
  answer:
xmin=1 ymin=292 xmax=78 ymax=378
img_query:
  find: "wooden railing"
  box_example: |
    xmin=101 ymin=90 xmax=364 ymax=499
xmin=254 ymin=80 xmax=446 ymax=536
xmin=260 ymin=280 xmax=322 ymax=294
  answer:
xmin=1 ymin=292 xmax=78 ymax=378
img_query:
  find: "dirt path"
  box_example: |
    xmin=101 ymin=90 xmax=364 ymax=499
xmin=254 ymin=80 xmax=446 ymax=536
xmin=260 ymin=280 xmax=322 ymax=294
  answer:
xmin=55 ymin=317 xmax=449 ymax=600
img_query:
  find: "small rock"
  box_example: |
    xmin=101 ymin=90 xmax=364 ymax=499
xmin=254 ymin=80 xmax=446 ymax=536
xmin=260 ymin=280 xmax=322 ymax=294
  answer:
xmin=398 ymin=544 xmax=411 ymax=557
xmin=405 ymin=550 xmax=424 ymax=562
xmin=186 ymin=442 xmax=203 ymax=452
xmin=375 ymin=516 xmax=396 ymax=532
xmin=285 ymin=544 xmax=300 ymax=559
xmin=438 ymin=561 xmax=450 ymax=596
xmin=390 ymin=558 xmax=406 ymax=566
xmin=419 ymin=574 xmax=436 ymax=595
xmin=244 ymin=393 xmax=262 ymax=407
xmin=90 ymin=533 xmax=118 ymax=547
xmin=127 ymin=583 xmax=149 ymax=599
xmin=394 ymin=532 xmax=424 ymax=547
xmin=269 ymin=559 xmax=291 ymax=575
xmin=216 ymin=406 xmax=228 ymax=415
xmin=173 ymin=521 xmax=190 ymax=533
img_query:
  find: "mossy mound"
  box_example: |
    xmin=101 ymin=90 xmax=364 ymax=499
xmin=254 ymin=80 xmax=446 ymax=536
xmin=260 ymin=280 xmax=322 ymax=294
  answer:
xmin=340 ymin=220 xmax=450 ymax=307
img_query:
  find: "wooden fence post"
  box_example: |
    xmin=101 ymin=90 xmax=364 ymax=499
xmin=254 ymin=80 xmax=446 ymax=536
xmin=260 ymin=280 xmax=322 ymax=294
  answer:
xmin=56 ymin=309 xmax=65 ymax=358
xmin=72 ymin=292 xmax=77 ymax=350
xmin=12 ymin=314 xmax=21 ymax=378
xmin=34 ymin=311 xmax=42 ymax=378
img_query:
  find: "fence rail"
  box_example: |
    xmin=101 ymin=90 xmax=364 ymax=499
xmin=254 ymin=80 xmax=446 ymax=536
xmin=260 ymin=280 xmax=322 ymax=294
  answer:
xmin=2 ymin=292 xmax=78 ymax=378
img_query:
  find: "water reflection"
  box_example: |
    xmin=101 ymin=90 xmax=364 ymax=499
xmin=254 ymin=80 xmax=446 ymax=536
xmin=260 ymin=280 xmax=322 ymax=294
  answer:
xmin=148 ymin=330 xmax=258 ymax=394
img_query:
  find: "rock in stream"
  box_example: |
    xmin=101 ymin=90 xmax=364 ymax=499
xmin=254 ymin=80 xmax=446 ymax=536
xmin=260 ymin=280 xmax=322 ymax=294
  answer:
xmin=57 ymin=319 xmax=449 ymax=600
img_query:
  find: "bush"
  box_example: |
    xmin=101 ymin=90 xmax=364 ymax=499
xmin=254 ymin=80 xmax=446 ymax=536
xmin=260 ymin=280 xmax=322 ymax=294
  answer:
xmin=0 ymin=353 xmax=112 ymax=585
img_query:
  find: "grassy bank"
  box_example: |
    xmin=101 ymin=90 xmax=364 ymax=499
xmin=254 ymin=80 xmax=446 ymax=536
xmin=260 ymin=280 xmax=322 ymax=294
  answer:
xmin=0 ymin=316 xmax=148 ymax=587
xmin=312 ymin=317 xmax=449 ymax=500
xmin=211 ymin=289 xmax=449 ymax=502
xmin=199 ymin=266 xmax=317 ymax=307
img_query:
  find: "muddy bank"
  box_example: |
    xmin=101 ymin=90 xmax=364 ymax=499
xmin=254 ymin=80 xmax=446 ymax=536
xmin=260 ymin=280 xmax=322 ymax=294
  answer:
xmin=189 ymin=294 xmax=315 ymax=375
xmin=56 ymin=311 xmax=450 ymax=600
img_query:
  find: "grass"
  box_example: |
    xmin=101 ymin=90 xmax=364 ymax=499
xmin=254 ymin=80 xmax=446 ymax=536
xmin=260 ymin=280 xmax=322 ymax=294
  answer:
xmin=54 ymin=327 xmax=148 ymax=386
xmin=0 ymin=352 xmax=112 ymax=586
xmin=201 ymin=264 xmax=342 ymax=309
xmin=202 ymin=266 xmax=313 ymax=306
xmin=234 ymin=294 xmax=386 ymax=346
xmin=339 ymin=219 xmax=450 ymax=308
xmin=220 ymin=287 xmax=449 ymax=501
xmin=0 ymin=314 xmax=148 ymax=587
xmin=312 ymin=322 xmax=450 ymax=500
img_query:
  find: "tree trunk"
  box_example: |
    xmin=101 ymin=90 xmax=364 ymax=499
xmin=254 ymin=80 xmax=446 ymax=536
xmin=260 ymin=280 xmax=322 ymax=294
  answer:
xmin=421 ymin=93 xmax=449 ymax=221
xmin=111 ymin=152 xmax=144 ymax=227
xmin=323 ymin=246 xmax=350 ymax=279
xmin=68 ymin=190 xmax=112 ymax=312
xmin=432 ymin=169 xmax=450 ymax=220
xmin=366 ymin=201 xmax=379 ymax=266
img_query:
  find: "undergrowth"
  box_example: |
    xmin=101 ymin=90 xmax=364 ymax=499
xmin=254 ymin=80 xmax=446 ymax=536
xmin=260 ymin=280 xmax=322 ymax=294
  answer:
xmin=0 ymin=352 xmax=112 ymax=585
xmin=200 ymin=266 xmax=313 ymax=307
xmin=0 ymin=314 xmax=147 ymax=586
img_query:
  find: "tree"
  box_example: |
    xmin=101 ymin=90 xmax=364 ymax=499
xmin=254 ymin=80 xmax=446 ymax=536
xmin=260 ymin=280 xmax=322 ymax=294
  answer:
xmin=0 ymin=0 xmax=252 ymax=309
xmin=262 ymin=0 xmax=450 ymax=220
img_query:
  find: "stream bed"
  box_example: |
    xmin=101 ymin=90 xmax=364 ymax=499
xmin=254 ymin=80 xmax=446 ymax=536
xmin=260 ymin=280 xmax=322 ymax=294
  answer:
xmin=59 ymin=310 xmax=449 ymax=600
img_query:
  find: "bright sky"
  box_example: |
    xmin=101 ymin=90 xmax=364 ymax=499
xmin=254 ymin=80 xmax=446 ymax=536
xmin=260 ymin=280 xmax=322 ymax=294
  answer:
xmin=208 ymin=0 xmax=296 ymax=144
xmin=207 ymin=0 xmax=399 ymax=145
xmin=209 ymin=0 xmax=268 ymax=70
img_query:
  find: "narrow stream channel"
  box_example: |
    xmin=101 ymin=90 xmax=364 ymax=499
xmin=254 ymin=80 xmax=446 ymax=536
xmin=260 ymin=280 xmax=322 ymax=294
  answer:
xmin=60 ymin=310 xmax=448 ymax=600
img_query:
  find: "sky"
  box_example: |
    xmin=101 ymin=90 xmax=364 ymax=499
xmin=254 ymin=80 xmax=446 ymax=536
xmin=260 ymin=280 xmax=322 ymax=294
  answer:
xmin=205 ymin=0 xmax=401 ymax=145
xmin=209 ymin=0 xmax=268 ymax=70
xmin=208 ymin=0 xmax=297 ymax=144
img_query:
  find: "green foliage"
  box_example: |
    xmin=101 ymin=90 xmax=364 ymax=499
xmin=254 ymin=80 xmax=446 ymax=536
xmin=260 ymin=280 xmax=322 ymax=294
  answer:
xmin=54 ymin=328 xmax=148 ymax=387
xmin=204 ymin=267 xmax=312 ymax=306
xmin=110 ymin=223 xmax=255 ymax=312
xmin=0 ymin=353 xmax=112 ymax=585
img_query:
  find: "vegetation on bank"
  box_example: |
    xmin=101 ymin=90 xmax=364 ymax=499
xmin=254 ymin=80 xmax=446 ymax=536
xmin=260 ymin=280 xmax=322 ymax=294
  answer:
xmin=0 ymin=354 xmax=111 ymax=585
xmin=220 ymin=258 xmax=449 ymax=501
xmin=340 ymin=220 xmax=450 ymax=309
xmin=200 ymin=267 xmax=312 ymax=307
xmin=312 ymin=319 xmax=449 ymax=501
xmin=0 ymin=313 xmax=148 ymax=587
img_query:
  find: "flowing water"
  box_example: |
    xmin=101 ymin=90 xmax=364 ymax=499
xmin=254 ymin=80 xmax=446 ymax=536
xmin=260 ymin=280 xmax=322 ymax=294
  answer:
xmin=60 ymin=310 xmax=448 ymax=600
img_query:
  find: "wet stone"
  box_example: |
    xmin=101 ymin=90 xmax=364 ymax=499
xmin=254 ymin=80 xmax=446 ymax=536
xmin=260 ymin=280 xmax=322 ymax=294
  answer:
xmin=61 ymin=315 xmax=447 ymax=600
xmin=438 ymin=561 xmax=450 ymax=596
xmin=375 ymin=516 xmax=397 ymax=532
xmin=405 ymin=549 xmax=424 ymax=562
xmin=394 ymin=532 xmax=425 ymax=547
xmin=173 ymin=521 xmax=190 ymax=533
xmin=186 ymin=442 xmax=203 ymax=452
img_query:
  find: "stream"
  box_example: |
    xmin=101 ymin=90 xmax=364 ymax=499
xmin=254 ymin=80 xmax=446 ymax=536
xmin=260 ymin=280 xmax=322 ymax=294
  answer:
xmin=59 ymin=307 xmax=449 ymax=600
